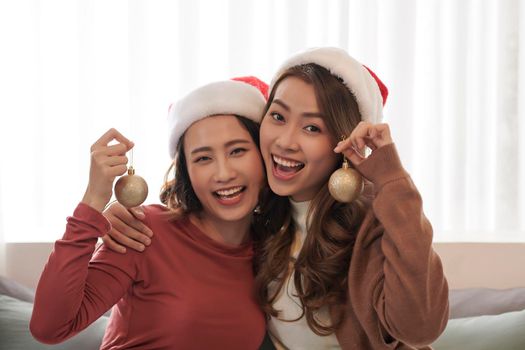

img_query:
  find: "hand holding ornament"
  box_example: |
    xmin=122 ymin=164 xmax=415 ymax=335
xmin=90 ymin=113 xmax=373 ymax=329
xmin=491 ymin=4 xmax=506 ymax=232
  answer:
xmin=82 ymin=128 xmax=134 ymax=212
xmin=333 ymin=122 xmax=393 ymax=166
xmin=329 ymin=122 xmax=394 ymax=203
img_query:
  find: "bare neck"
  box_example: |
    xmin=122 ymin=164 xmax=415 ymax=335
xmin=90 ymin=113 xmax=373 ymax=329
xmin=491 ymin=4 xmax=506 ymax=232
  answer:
xmin=190 ymin=212 xmax=252 ymax=246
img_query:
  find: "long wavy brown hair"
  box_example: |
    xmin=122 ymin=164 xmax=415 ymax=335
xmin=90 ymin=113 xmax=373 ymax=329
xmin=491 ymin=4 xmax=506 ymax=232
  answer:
xmin=254 ymin=64 xmax=372 ymax=335
xmin=159 ymin=115 xmax=278 ymax=248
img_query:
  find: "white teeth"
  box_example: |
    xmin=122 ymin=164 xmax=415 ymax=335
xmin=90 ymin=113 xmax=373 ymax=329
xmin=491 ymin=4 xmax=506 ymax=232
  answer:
xmin=272 ymin=155 xmax=303 ymax=168
xmin=215 ymin=186 xmax=243 ymax=196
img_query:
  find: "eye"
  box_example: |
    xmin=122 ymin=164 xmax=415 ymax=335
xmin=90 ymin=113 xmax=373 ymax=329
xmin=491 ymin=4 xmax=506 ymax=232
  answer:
xmin=271 ymin=112 xmax=285 ymax=122
xmin=194 ymin=156 xmax=211 ymax=163
xmin=304 ymin=125 xmax=321 ymax=133
xmin=230 ymin=148 xmax=247 ymax=156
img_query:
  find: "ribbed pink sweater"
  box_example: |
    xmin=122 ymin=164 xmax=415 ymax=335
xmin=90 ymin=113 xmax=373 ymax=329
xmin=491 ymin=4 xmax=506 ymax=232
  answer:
xmin=30 ymin=204 xmax=266 ymax=349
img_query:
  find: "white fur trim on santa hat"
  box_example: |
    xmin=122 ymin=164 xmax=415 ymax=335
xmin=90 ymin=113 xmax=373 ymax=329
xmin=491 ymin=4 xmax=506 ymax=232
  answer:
xmin=270 ymin=47 xmax=384 ymax=124
xmin=168 ymin=80 xmax=267 ymax=159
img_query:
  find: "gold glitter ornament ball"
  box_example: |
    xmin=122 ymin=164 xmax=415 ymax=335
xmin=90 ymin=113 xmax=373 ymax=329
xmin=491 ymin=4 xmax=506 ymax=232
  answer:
xmin=114 ymin=166 xmax=148 ymax=208
xmin=328 ymin=160 xmax=364 ymax=203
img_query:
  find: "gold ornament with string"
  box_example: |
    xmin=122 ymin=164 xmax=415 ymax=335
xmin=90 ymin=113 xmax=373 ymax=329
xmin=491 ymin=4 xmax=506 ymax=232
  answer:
xmin=328 ymin=137 xmax=364 ymax=203
xmin=114 ymin=149 xmax=148 ymax=208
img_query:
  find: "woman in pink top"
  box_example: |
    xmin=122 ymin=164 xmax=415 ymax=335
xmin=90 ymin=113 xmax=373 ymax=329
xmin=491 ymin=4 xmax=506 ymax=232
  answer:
xmin=30 ymin=77 xmax=276 ymax=350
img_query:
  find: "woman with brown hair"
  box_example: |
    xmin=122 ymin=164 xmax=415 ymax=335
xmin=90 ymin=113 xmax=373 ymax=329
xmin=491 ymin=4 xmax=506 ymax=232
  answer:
xmin=104 ymin=48 xmax=449 ymax=349
xmin=255 ymin=48 xmax=448 ymax=349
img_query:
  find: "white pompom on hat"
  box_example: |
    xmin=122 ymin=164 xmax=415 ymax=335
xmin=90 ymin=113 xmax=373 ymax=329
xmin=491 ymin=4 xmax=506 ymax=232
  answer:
xmin=168 ymin=76 xmax=269 ymax=159
xmin=270 ymin=47 xmax=388 ymax=124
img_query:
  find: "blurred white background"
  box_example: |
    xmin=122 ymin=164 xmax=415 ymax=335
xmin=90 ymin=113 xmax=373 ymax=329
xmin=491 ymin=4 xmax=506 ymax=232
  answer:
xmin=0 ymin=0 xmax=523 ymax=255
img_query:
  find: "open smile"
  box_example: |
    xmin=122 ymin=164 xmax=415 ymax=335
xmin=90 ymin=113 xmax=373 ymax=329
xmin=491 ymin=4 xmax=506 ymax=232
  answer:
xmin=213 ymin=186 xmax=246 ymax=205
xmin=271 ymin=154 xmax=305 ymax=180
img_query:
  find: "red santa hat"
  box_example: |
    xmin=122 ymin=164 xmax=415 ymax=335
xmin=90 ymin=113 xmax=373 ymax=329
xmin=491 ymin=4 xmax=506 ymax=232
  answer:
xmin=270 ymin=47 xmax=388 ymax=124
xmin=168 ymin=76 xmax=269 ymax=159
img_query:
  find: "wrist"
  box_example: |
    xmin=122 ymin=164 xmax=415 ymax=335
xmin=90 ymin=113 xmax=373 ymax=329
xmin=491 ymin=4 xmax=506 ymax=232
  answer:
xmin=356 ymin=143 xmax=407 ymax=186
xmin=81 ymin=191 xmax=109 ymax=213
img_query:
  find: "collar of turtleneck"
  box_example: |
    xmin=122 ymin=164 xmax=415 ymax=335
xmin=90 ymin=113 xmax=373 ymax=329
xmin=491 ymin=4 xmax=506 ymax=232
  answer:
xmin=290 ymin=199 xmax=311 ymax=255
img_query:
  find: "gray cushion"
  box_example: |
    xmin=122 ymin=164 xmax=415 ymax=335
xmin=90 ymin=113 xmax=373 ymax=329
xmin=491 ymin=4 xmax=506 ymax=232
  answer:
xmin=449 ymin=287 xmax=525 ymax=319
xmin=0 ymin=275 xmax=35 ymax=303
xmin=0 ymin=294 xmax=108 ymax=350
xmin=432 ymin=308 xmax=525 ymax=350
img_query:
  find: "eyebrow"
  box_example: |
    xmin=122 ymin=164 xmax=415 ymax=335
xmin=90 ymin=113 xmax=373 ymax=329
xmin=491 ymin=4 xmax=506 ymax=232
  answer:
xmin=272 ymin=99 xmax=324 ymax=119
xmin=190 ymin=139 xmax=251 ymax=155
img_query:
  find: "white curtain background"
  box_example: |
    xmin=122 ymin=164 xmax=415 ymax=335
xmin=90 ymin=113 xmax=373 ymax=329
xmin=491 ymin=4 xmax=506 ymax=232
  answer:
xmin=0 ymin=0 xmax=523 ymax=251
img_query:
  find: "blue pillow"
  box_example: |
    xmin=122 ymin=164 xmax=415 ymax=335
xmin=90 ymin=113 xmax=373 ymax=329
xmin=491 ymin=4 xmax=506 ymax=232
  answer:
xmin=0 ymin=295 xmax=108 ymax=350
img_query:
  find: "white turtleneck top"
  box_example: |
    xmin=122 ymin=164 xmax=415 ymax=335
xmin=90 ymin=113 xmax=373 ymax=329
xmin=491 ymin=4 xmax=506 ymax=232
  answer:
xmin=267 ymin=199 xmax=341 ymax=349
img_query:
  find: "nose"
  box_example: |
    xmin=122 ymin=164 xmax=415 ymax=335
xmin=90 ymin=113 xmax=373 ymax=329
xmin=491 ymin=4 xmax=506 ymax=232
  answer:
xmin=213 ymin=157 xmax=237 ymax=183
xmin=275 ymin=125 xmax=299 ymax=152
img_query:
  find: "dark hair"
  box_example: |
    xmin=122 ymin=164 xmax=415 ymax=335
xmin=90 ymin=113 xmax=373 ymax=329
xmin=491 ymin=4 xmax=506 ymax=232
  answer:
xmin=254 ymin=64 xmax=371 ymax=335
xmin=159 ymin=114 xmax=278 ymax=246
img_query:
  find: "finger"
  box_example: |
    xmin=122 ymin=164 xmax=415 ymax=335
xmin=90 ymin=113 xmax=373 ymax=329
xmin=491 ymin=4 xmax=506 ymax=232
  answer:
xmin=121 ymin=209 xmax=153 ymax=237
xmin=106 ymin=143 xmax=132 ymax=156
xmin=355 ymin=127 xmax=372 ymax=150
xmin=341 ymin=144 xmax=366 ymax=160
xmin=106 ymin=228 xmax=146 ymax=252
xmin=335 ymin=141 xmax=365 ymax=157
xmin=104 ymin=155 xmax=128 ymax=167
xmin=129 ymin=206 xmax=147 ymax=221
xmin=348 ymin=136 xmax=365 ymax=157
xmin=356 ymin=136 xmax=367 ymax=151
xmin=348 ymin=123 xmax=370 ymax=151
xmin=110 ymin=128 xmax=134 ymax=149
xmin=343 ymin=148 xmax=365 ymax=166
xmin=107 ymin=164 xmax=128 ymax=177
xmin=333 ymin=138 xmax=353 ymax=153
xmin=110 ymin=213 xmax=153 ymax=243
xmin=92 ymin=128 xmax=119 ymax=149
xmin=379 ymin=124 xmax=393 ymax=144
xmin=348 ymin=135 xmax=358 ymax=152
xmin=367 ymin=124 xmax=393 ymax=149
xmin=105 ymin=128 xmax=133 ymax=149
xmin=101 ymin=234 xmax=126 ymax=254
xmin=91 ymin=143 xmax=129 ymax=160
xmin=363 ymin=137 xmax=378 ymax=151
xmin=92 ymin=128 xmax=134 ymax=150
xmin=105 ymin=201 xmax=142 ymax=222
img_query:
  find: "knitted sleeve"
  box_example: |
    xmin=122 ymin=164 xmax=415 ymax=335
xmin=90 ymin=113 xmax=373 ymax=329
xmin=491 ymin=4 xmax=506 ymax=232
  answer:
xmin=354 ymin=143 xmax=449 ymax=346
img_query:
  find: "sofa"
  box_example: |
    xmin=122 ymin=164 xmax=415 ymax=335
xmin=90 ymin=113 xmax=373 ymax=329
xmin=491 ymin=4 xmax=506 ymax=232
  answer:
xmin=432 ymin=287 xmax=525 ymax=349
xmin=0 ymin=276 xmax=108 ymax=350
xmin=1 ymin=275 xmax=525 ymax=349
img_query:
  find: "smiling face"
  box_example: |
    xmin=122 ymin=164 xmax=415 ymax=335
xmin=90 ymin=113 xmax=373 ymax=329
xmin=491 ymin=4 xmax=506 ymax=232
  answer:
xmin=184 ymin=115 xmax=265 ymax=224
xmin=260 ymin=77 xmax=339 ymax=201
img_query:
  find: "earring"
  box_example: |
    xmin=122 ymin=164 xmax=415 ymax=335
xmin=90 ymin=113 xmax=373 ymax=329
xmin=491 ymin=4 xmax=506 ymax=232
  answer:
xmin=328 ymin=155 xmax=363 ymax=203
xmin=253 ymin=204 xmax=261 ymax=214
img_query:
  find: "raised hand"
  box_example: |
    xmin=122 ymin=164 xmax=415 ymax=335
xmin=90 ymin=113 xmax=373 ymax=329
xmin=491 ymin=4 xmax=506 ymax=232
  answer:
xmin=333 ymin=122 xmax=393 ymax=166
xmin=81 ymin=128 xmax=134 ymax=212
